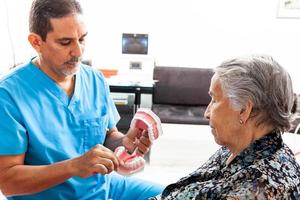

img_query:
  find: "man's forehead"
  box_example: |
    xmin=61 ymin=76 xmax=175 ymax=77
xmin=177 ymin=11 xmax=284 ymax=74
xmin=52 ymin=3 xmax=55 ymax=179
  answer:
xmin=49 ymin=14 xmax=86 ymax=33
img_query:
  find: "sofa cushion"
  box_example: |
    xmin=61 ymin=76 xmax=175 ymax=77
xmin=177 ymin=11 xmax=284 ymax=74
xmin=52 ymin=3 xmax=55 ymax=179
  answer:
xmin=152 ymin=104 xmax=208 ymax=124
xmin=152 ymin=66 xmax=213 ymax=125
xmin=153 ymin=66 xmax=213 ymax=106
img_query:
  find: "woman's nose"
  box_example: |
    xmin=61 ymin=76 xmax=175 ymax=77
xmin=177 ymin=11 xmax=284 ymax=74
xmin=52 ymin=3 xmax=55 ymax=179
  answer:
xmin=204 ymin=104 xmax=210 ymax=120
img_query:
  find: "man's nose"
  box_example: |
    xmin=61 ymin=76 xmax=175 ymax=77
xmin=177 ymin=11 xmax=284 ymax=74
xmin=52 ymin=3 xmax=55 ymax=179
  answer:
xmin=71 ymin=41 xmax=84 ymax=57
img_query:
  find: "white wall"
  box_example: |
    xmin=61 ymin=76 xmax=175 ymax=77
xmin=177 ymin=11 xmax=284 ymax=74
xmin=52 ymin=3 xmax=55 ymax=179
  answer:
xmin=0 ymin=0 xmax=33 ymax=74
xmin=1 ymin=0 xmax=300 ymax=92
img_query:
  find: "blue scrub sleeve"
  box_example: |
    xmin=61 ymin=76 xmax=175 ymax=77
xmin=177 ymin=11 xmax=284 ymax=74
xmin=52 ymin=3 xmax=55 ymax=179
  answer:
xmin=0 ymin=89 xmax=27 ymax=155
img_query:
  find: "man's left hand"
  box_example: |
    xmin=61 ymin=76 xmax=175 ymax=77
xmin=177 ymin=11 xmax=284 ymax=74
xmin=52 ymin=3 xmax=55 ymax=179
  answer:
xmin=122 ymin=127 xmax=151 ymax=156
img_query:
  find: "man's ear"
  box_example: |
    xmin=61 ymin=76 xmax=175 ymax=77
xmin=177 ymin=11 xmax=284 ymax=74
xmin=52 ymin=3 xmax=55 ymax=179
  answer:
xmin=240 ymin=99 xmax=253 ymax=123
xmin=28 ymin=33 xmax=42 ymax=52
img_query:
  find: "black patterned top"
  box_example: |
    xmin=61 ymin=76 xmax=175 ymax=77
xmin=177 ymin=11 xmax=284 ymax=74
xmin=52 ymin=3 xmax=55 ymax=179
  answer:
xmin=150 ymin=132 xmax=300 ymax=200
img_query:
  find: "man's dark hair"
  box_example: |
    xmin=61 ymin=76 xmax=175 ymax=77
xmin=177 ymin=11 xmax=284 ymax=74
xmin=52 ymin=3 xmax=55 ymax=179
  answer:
xmin=29 ymin=0 xmax=83 ymax=41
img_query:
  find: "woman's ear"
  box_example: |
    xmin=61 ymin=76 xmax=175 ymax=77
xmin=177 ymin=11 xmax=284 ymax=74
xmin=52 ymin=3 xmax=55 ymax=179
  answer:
xmin=240 ymin=99 xmax=253 ymax=123
xmin=28 ymin=33 xmax=42 ymax=53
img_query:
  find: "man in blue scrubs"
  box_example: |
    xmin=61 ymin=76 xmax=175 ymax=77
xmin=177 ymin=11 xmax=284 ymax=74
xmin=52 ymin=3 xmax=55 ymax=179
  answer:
xmin=0 ymin=0 xmax=164 ymax=199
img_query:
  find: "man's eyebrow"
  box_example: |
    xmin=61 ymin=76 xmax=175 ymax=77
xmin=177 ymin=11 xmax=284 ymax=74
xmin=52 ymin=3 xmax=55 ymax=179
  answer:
xmin=80 ymin=32 xmax=88 ymax=39
xmin=56 ymin=32 xmax=88 ymax=41
xmin=56 ymin=38 xmax=72 ymax=42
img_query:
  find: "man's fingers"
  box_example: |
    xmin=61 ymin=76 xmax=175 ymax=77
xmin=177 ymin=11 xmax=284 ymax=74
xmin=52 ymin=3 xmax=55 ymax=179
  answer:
xmin=139 ymin=135 xmax=151 ymax=146
xmin=141 ymin=129 xmax=148 ymax=138
xmin=91 ymin=145 xmax=120 ymax=170
xmin=91 ymin=158 xmax=115 ymax=174
xmin=93 ymin=144 xmax=113 ymax=153
xmin=135 ymin=137 xmax=151 ymax=156
xmin=73 ymin=144 xmax=123 ymax=178
xmin=122 ymin=137 xmax=137 ymax=153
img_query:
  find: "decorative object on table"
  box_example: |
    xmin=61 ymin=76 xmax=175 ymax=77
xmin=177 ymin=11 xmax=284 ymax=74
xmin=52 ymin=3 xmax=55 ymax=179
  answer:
xmin=277 ymin=0 xmax=300 ymax=18
xmin=99 ymin=68 xmax=118 ymax=78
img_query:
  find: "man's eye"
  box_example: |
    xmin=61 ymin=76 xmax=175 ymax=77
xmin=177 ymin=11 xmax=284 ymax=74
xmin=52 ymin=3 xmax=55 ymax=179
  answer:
xmin=79 ymin=38 xmax=85 ymax=44
xmin=60 ymin=41 xmax=71 ymax=46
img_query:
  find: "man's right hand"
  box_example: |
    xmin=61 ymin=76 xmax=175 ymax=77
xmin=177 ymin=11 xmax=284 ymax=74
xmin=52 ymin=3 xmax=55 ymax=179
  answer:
xmin=70 ymin=144 xmax=120 ymax=178
xmin=0 ymin=144 xmax=120 ymax=196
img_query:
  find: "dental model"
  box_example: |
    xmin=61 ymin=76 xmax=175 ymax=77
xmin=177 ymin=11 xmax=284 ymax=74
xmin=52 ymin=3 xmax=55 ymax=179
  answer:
xmin=114 ymin=146 xmax=146 ymax=175
xmin=114 ymin=108 xmax=163 ymax=175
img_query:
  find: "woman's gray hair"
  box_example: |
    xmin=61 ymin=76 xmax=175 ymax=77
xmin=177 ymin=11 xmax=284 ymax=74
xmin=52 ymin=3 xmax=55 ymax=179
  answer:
xmin=214 ymin=55 xmax=294 ymax=133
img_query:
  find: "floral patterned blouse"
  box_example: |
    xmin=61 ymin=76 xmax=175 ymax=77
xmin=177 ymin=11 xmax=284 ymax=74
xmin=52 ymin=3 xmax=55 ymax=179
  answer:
xmin=150 ymin=132 xmax=300 ymax=200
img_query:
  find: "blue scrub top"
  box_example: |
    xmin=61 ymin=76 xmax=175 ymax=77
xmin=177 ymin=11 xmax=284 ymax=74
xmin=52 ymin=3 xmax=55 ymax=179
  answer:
xmin=0 ymin=60 xmax=121 ymax=199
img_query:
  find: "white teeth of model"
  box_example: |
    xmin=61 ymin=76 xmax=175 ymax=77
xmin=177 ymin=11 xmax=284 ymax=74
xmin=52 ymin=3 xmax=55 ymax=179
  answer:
xmin=124 ymin=157 xmax=145 ymax=170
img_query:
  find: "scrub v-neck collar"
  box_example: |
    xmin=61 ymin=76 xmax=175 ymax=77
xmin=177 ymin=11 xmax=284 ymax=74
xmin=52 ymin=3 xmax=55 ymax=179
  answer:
xmin=30 ymin=61 xmax=81 ymax=108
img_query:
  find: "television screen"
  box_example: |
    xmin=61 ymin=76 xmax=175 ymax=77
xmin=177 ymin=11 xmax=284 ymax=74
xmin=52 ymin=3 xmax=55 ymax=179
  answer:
xmin=122 ymin=33 xmax=148 ymax=55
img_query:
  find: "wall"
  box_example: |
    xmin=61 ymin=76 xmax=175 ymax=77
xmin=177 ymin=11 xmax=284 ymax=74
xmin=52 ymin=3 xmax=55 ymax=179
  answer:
xmin=0 ymin=0 xmax=33 ymax=73
xmin=0 ymin=0 xmax=300 ymax=92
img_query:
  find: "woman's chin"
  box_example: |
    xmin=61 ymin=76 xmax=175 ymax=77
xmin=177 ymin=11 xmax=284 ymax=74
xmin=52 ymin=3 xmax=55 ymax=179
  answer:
xmin=212 ymin=134 xmax=222 ymax=145
xmin=213 ymin=137 xmax=220 ymax=144
xmin=211 ymin=128 xmax=221 ymax=145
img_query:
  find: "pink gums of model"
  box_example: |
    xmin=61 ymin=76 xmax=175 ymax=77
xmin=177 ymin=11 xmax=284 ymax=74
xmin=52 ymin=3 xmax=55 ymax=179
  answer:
xmin=114 ymin=108 xmax=163 ymax=175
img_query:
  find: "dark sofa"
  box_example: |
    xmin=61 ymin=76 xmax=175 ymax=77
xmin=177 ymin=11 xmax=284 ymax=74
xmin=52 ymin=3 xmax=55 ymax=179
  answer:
xmin=152 ymin=66 xmax=214 ymax=125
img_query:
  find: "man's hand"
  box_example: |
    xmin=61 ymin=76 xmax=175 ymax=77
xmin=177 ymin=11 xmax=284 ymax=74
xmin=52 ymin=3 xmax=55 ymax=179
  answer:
xmin=70 ymin=144 xmax=120 ymax=178
xmin=0 ymin=147 xmax=119 ymax=196
xmin=122 ymin=127 xmax=152 ymax=156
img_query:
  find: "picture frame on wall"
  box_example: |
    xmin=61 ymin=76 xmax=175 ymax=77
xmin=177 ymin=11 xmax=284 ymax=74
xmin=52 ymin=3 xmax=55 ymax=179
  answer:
xmin=278 ymin=0 xmax=300 ymax=18
xmin=122 ymin=33 xmax=148 ymax=55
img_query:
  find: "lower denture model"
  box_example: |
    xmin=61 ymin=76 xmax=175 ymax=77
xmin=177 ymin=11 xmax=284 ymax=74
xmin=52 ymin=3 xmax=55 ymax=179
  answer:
xmin=114 ymin=108 xmax=163 ymax=175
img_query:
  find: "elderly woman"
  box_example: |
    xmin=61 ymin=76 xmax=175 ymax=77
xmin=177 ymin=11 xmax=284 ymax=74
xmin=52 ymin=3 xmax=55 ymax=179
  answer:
xmin=150 ymin=55 xmax=300 ymax=199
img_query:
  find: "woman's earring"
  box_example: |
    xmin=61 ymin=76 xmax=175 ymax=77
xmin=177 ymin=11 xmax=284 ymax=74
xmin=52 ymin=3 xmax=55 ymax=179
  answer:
xmin=239 ymin=119 xmax=244 ymax=124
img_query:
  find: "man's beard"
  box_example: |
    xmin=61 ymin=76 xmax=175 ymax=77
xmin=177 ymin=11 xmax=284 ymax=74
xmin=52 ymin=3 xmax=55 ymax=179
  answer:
xmin=60 ymin=64 xmax=80 ymax=76
xmin=61 ymin=57 xmax=81 ymax=76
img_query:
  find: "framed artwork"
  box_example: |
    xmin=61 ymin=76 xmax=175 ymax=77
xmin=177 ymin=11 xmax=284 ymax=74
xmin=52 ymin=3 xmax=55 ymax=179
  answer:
xmin=278 ymin=0 xmax=300 ymax=18
xmin=122 ymin=33 xmax=148 ymax=55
